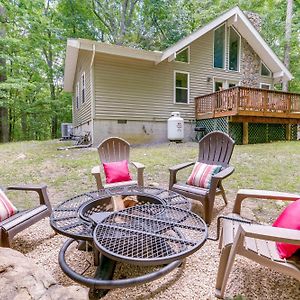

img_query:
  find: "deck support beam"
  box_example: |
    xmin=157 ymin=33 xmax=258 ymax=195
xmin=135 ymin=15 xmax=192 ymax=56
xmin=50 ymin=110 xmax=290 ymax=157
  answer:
xmin=243 ymin=122 xmax=248 ymax=145
xmin=286 ymin=124 xmax=291 ymax=141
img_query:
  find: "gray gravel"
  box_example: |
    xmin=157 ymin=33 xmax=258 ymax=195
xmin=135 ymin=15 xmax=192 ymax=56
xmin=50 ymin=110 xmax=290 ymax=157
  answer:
xmin=12 ymin=197 xmax=300 ymax=300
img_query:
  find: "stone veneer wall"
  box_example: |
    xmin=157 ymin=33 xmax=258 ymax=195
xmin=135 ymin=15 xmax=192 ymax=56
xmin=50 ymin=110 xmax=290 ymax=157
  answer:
xmin=240 ymin=11 xmax=262 ymax=88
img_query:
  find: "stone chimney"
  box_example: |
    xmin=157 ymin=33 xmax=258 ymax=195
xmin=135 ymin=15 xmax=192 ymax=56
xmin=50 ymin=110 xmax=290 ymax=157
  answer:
xmin=240 ymin=11 xmax=262 ymax=88
xmin=244 ymin=11 xmax=262 ymax=32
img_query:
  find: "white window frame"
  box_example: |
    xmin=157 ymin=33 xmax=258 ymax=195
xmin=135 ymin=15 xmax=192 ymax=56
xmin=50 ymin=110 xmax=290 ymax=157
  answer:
xmin=213 ymin=23 xmax=227 ymax=70
xmin=81 ymin=72 xmax=86 ymax=104
xmin=75 ymin=82 xmax=80 ymax=109
xmin=174 ymin=71 xmax=190 ymax=104
xmin=260 ymin=61 xmax=272 ymax=77
xmin=175 ymin=46 xmax=190 ymax=64
xmin=260 ymin=83 xmax=271 ymax=90
xmin=228 ymin=26 xmax=241 ymax=72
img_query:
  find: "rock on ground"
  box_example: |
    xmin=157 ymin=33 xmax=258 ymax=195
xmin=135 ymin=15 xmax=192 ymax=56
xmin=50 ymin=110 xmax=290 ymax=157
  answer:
xmin=0 ymin=247 xmax=88 ymax=300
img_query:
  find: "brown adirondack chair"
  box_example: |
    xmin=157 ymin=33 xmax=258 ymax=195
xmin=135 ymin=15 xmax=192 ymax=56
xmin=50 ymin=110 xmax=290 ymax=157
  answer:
xmin=0 ymin=185 xmax=52 ymax=247
xmin=169 ymin=131 xmax=235 ymax=224
xmin=91 ymin=137 xmax=145 ymax=189
xmin=215 ymin=189 xmax=300 ymax=299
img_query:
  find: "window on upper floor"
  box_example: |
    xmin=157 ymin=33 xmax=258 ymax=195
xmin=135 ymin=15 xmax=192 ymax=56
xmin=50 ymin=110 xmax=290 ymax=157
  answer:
xmin=229 ymin=27 xmax=241 ymax=71
xmin=213 ymin=24 xmax=225 ymax=69
xmin=76 ymin=82 xmax=80 ymax=109
xmin=175 ymin=47 xmax=189 ymax=63
xmin=261 ymin=62 xmax=271 ymax=77
xmin=174 ymin=71 xmax=189 ymax=103
xmin=81 ymin=72 xmax=86 ymax=104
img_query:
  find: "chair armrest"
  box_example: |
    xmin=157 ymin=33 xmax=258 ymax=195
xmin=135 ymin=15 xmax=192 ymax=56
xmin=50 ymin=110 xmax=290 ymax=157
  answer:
xmin=209 ymin=166 xmax=234 ymax=196
xmin=91 ymin=165 xmax=104 ymax=190
xmin=7 ymin=184 xmax=47 ymax=192
xmin=7 ymin=184 xmax=52 ymax=211
xmin=169 ymin=161 xmax=194 ymax=172
xmin=131 ymin=161 xmax=145 ymax=170
xmin=233 ymin=189 xmax=300 ymax=214
xmin=213 ymin=166 xmax=235 ymax=180
xmin=130 ymin=161 xmax=145 ymax=186
xmin=240 ymin=224 xmax=300 ymax=245
xmin=91 ymin=165 xmax=101 ymax=175
xmin=169 ymin=162 xmax=194 ymax=189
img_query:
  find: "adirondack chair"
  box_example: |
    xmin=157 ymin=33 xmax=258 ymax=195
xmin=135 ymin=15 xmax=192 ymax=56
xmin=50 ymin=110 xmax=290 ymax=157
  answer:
xmin=169 ymin=131 xmax=235 ymax=224
xmin=91 ymin=137 xmax=145 ymax=189
xmin=0 ymin=185 xmax=52 ymax=247
xmin=215 ymin=189 xmax=300 ymax=299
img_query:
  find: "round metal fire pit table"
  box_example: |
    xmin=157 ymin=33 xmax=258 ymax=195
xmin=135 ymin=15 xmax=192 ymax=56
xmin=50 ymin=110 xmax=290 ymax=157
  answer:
xmin=50 ymin=185 xmax=191 ymax=240
xmin=50 ymin=185 xmax=199 ymax=296
xmin=93 ymin=204 xmax=207 ymax=266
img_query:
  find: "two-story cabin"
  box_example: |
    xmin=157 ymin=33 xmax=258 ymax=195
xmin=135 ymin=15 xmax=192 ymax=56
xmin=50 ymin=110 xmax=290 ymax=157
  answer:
xmin=63 ymin=6 xmax=299 ymax=145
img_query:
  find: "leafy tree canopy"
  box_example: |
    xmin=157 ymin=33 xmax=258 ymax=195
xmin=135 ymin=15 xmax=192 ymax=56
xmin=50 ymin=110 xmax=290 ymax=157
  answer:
xmin=0 ymin=0 xmax=299 ymax=142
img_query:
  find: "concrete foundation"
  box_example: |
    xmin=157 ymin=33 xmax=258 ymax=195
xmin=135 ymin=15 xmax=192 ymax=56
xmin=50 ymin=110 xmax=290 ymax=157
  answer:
xmin=92 ymin=119 xmax=194 ymax=146
xmin=73 ymin=121 xmax=92 ymax=136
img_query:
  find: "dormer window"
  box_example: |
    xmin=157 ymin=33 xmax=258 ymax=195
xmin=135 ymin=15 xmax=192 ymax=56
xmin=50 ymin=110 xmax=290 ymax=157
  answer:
xmin=229 ymin=27 xmax=241 ymax=71
xmin=261 ymin=62 xmax=271 ymax=77
xmin=175 ymin=47 xmax=189 ymax=63
xmin=214 ymin=24 xmax=225 ymax=69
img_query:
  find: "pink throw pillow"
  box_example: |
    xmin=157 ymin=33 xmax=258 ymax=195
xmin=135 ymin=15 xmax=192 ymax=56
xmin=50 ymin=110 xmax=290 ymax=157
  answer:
xmin=272 ymin=199 xmax=300 ymax=259
xmin=103 ymin=160 xmax=132 ymax=184
xmin=0 ymin=189 xmax=18 ymax=222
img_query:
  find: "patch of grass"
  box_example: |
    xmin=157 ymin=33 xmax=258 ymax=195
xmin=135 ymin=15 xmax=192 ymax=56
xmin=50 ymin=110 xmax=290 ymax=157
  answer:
xmin=0 ymin=140 xmax=299 ymax=218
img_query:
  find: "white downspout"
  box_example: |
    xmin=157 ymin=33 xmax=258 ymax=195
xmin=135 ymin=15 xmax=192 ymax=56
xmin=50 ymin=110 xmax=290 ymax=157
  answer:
xmin=90 ymin=44 xmax=96 ymax=145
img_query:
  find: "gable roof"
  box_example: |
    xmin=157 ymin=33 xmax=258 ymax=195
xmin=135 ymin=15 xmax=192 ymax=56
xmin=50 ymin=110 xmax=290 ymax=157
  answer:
xmin=64 ymin=6 xmax=293 ymax=92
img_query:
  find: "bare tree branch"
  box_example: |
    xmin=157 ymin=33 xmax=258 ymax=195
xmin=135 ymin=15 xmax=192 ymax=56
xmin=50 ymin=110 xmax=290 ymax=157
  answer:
xmin=92 ymin=0 xmax=115 ymax=38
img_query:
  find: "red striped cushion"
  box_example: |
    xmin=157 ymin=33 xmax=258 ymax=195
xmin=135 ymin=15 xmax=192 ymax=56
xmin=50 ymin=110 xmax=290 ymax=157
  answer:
xmin=0 ymin=190 xmax=18 ymax=222
xmin=187 ymin=162 xmax=222 ymax=188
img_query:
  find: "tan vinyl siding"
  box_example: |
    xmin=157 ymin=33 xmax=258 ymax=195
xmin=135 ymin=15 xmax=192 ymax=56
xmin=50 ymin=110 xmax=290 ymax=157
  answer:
xmin=72 ymin=50 xmax=93 ymax=126
xmin=93 ymin=29 xmax=273 ymax=122
xmin=94 ymin=31 xmax=231 ymax=121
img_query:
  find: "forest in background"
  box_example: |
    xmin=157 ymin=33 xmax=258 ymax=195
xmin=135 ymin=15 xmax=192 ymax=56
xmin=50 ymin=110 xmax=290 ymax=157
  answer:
xmin=0 ymin=0 xmax=299 ymax=142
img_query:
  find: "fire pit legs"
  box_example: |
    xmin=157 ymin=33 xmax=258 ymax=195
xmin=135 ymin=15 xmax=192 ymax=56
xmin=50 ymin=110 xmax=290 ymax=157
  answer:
xmin=89 ymin=254 xmax=116 ymax=299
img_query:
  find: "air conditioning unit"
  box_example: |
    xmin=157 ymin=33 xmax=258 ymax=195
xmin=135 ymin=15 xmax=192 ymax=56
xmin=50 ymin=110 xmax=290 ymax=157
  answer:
xmin=61 ymin=123 xmax=73 ymax=139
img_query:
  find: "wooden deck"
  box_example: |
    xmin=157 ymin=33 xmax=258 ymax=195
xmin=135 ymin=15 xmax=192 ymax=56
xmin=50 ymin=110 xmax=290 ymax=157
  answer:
xmin=195 ymin=86 xmax=300 ymax=124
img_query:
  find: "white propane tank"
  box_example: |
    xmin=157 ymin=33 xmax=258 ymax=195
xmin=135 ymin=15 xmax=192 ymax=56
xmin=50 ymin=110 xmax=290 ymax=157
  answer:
xmin=167 ymin=112 xmax=184 ymax=141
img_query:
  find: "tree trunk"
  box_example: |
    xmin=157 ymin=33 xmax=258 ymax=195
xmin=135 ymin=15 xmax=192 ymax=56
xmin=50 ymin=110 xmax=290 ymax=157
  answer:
xmin=282 ymin=0 xmax=293 ymax=92
xmin=21 ymin=112 xmax=28 ymax=140
xmin=0 ymin=5 xmax=9 ymax=143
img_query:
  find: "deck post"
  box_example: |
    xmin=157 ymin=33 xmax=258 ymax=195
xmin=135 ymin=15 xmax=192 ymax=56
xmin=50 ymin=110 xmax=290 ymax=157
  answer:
xmin=286 ymin=124 xmax=291 ymax=141
xmin=243 ymin=122 xmax=249 ymax=145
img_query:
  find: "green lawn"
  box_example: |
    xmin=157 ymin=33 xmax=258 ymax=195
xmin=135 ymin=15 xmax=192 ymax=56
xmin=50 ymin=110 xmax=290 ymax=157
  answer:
xmin=1 ymin=139 xmax=299 ymax=221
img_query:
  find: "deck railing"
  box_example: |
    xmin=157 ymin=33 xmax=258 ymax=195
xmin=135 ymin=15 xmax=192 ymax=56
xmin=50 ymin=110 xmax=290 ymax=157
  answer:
xmin=195 ymin=86 xmax=300 ymax=119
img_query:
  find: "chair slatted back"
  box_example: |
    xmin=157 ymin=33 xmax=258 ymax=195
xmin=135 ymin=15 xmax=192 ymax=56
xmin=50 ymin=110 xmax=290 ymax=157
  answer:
xmin=97 ymin=137 xmax=130 ymax=163
xmin=198 ymin=131 xmax=235 ymax=167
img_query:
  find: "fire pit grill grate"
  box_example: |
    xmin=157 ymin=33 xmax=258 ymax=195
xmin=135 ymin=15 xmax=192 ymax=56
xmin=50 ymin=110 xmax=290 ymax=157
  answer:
xmin=50 ymin=185 xmax=192 ymax=240
xmin=93 ymin=204 xmax=207 ymax=266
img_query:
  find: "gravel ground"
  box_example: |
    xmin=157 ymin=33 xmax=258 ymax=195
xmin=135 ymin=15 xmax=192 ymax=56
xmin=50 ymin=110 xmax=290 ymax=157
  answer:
xmin=12 ymin=196 xmax=300 ymax=300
